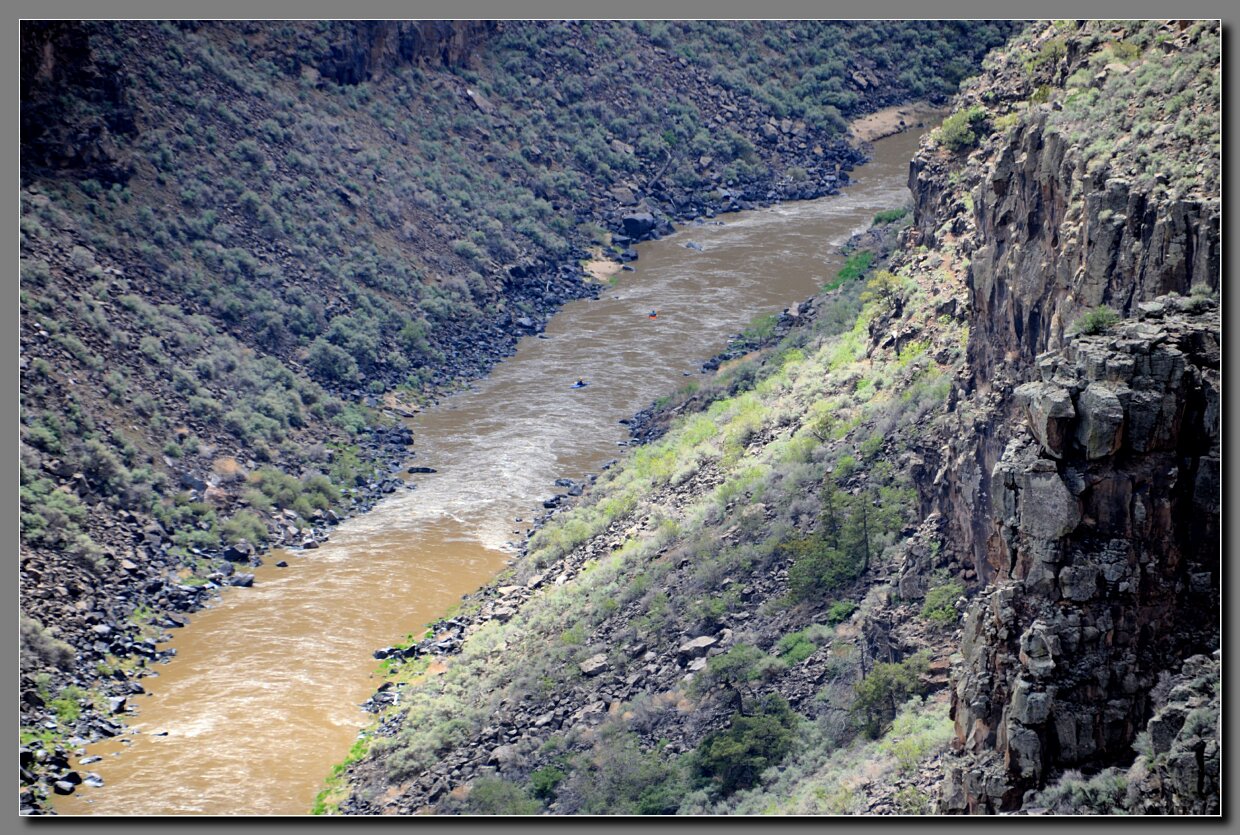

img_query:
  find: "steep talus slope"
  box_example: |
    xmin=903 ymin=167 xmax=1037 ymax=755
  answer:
xmin=333 ymin=20 xmax=1218 ymax=816
xmin=19 ymin=20 xmax=1020 ymax=812
xmin=333 ymin=217 xmax=978 ymax=815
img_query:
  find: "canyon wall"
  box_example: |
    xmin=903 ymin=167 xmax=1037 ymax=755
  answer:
xmin=904 ymin=20 xmax=1220 ymax=812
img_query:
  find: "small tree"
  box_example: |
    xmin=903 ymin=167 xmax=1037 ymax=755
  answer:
xmin=693 ymin=695 xmax=799 ymax=796
xmin=784 ymin=536 xmax=864 ymax=601
xmin=860 ymin=269 xmax=912 ymax=321
xmin=853 ymin=651 xmax=930 ymax=737
xmin=701 ymin=644 xmax=766 ymax=713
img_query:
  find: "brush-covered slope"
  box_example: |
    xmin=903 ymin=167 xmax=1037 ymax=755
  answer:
xmin=331 ymin=209 xmax=977 ymax=815
xmin=332 ymin=20 xmax=1219 ymax=816
xmin=18 ymin=19 xmax=1021 ymax=810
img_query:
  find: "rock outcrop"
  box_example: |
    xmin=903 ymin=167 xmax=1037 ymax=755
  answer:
xmin=909 ymin=20 xmax=1220 ymax=814
xmin=1022 ymin=651 xmax=1219 ymax=815
xmin=313 ymin=21 xmax=497 ymax=84
xmin=943 ymin=304 xmax=1219 ymax=812
xmin=20 ymin=21 xmax=137 ymax=182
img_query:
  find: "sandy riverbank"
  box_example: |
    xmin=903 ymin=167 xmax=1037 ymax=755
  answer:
xmin=849 ymin=101 xmax=946 ymax=144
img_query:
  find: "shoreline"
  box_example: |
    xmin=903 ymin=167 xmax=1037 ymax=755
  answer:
xmin=848 ymin=101 xmax=947 ymax=144
xmin=31 ymin=101 xmax=935 ymax=816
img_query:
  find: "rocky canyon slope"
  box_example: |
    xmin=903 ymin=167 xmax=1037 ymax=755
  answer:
xmin=19 ymin=20 xmax=1019 ymax=812
xmin=334 ymin=20 xmax=1219 ymax=816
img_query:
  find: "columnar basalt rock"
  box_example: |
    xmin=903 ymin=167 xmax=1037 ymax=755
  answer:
xmin=943 ymin=304 xmax=1219 ymax=812
xmin=900 ymin=22 xmax=1220 ymax=814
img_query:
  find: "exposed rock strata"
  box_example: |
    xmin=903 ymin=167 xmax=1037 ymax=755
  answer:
xmin=942 ymin=305 xmax=1219 ymax=812
xmin=906 ymin=21 xmax=1219 ymax=814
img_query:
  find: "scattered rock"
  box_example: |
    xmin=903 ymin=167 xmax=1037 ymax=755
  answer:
xmin=578 ymin=654 xmax=609 ymax=677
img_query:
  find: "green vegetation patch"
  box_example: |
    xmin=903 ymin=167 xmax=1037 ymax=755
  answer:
xmin=921 ymin=575 xmax=965 ymax=624
xmin=936 ymin=104 xmax=988 ymax=153
xmin=1072 ymin=305 xmax=1121 ymax=335
xmin=824 ymin=249 xmax=874 ymax=292
xmin=692 ymin=695 xmax=800 ymax=796
xmin=871 ymin=207 xmax=910 ymax=226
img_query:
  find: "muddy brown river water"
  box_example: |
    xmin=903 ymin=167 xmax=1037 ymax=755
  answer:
xmin=54 ymin=126 xmax=929 ymax=815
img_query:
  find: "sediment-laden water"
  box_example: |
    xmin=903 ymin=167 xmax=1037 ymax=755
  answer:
xmin=55 ymin=127 xmax=929 ymax=815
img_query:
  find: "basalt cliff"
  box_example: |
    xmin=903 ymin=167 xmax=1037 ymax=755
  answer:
xmin=913 ymin=20 xmax=1220 ymax=813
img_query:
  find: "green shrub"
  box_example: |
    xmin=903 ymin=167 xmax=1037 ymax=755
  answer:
xmin=698 ymin=644 xmax=775 ymax=707
xmin=1103 ymin=39 xmax=1141 ymax=63
xmin=1030 ymin=84 xmax=1053 ymax=104
xmin=21 ymin=474 xmax=86 ymax=545
xmin=895 ymin=785 xmax=930 ymax=813
xmin=852 ymin=651 xmax=930 ymax=737
xmin=24 ymin=420 xmax=62 ymax=452
xmin=693 ymin=695 xmax=799 ymax=796
xmin=1073 ymin=305 xmax=1121 ymax=335
xmin=48 ymin=684 xmax=90 ymax=724
xmin=782 ymin=485 xmax=891 ymax=602
xmin=871 ymin=207 xmax=909 ymax=226
xmin=221 ymin=509 xmax=268 ymax=544
xmin=558 ymin=731 xmax=687 ymax=814
xmin=776 ymin=625 xmax=833 ymax=665
xmin=826 ymin=600 xmax=858 ymax=625
xmin=529 ymin=764 xmax=566 ymax=800
xmin=307 ymin=338 xmax=360 ymax=384
xmin=20 ymin=614 xmax=75 ymax=671
xmin=937 ymin=105 xmax=988 ymax=153
xmin=776 ymin=632 xmax=817 ymax=664
xmin=1030 ymin=769 xmax=1130 ymax=814
xmin=740 ymin=312 xmax=779 ymax=344
xmin=921 ymin=578 xmax=964 ymax=624
xmin=859 ymin=269 xmax=913 ymax=314
xmin=461 ymin=777 xmax=541 ymax=815
xmin=1025 ymin=37 xmax=1067 ymax=73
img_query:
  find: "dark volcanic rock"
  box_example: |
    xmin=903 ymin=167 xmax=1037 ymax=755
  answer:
xmin=621 ymin=212 xmax=656 ymax=240
xmin=222 ymin=542 xmax=254 ymax=563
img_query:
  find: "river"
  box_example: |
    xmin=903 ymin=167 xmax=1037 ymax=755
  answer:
xmin=54 ymin=125 xmax=929 ymax=815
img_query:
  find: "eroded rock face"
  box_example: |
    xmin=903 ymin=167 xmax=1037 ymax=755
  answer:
xmin=20 ymin=21 xmax=137 ymax=182
xmin=901 ymin=23 xmax=1219 ymax=815
xmin=944 ymin=307 xmax=1219 ymax=812
xmin=914 ymin=110 xmax=1219 ymax=391
xmin=314 ymin=21 xmax=496 ymax=85
xmin=908 ymin=41 xmax=1219 ymax=597
xmin=1132 ymin=654 xmax=1220 ymax=815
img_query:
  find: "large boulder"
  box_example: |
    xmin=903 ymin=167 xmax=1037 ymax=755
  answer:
xmin=1074 ymin=384 xmax=1124 ymax=459
xmin=578 ymin=653 xmax=609 ymax=677
xmin=677 ymin=635 xmax=719 ymax=664
xmin=1016 ymin=382 xmax=1075 ymax=458
xmin=621 ymin=212 xmax=656 ymax=240
xmin=222 ymin=541 xmax=254 ymax=562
